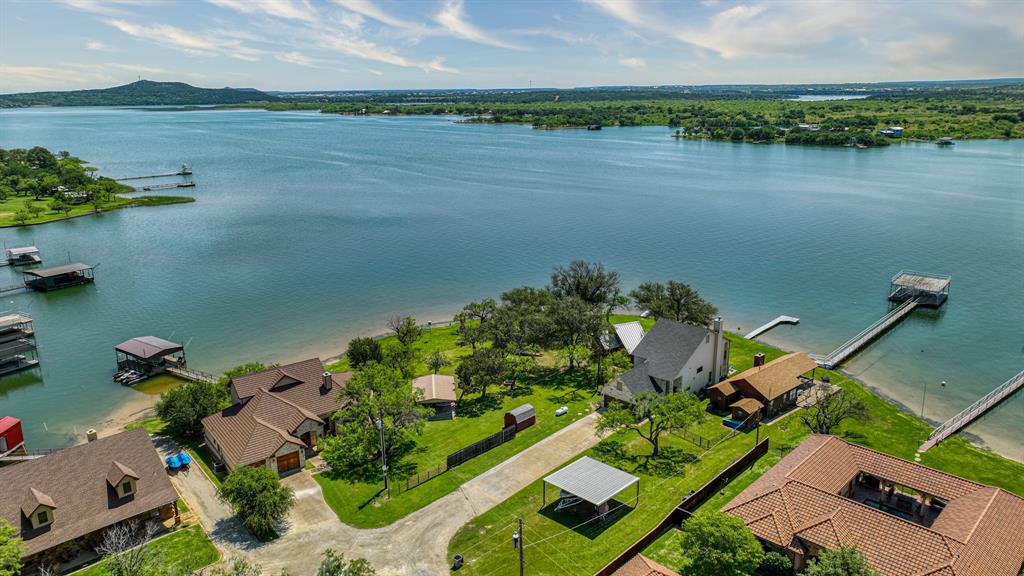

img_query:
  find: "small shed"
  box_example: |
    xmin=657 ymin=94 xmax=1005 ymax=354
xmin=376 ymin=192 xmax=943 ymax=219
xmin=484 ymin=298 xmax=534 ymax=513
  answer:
xmin=412 ymin=374 xmax=457 ymax=420
xmin=0 ymin=416 xmax=26 ymax=457
xmin=504 ymin=403 xmax=536 ymax=431
xmin=543 ymin=456 xmax=640 ymax=517
xmin=23 ymin=262 xmax=95 ymax=292
xmin=114 ymin=336 xmax=186 ymax=381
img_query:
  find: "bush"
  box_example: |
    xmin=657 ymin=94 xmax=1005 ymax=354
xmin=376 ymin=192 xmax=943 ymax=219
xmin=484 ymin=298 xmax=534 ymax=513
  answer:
xmin=802 ymin=546 xmax=880 ymax=576
xmin=757 ymin=551 xmax=792 ymax=576
xmin=156 ymin=380 xmax=229 ymax=437
xmin=218 ymin=466 xmax=295 ymax=540
xmin=679 ymin=511 xmax=763 ymax=576
xmin=347 ymin=337 xmax=383 ymax=369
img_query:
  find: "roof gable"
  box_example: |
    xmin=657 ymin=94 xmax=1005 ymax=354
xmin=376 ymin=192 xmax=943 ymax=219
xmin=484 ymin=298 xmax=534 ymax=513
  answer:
xmin=106 ymin=461 xmax=140 ymax=487
xmin=722 ymin=352 xmax=816 ymax=401
xmin=631 ymin=320 xmax=710 ymax=381
xmin=21 ymin=488 xmax=56 ymax=516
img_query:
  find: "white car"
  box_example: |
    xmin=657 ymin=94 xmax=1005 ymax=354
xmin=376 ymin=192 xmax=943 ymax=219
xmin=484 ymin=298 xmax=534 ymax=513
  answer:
xmin=555 ymin=406 xmax=568 ymax=417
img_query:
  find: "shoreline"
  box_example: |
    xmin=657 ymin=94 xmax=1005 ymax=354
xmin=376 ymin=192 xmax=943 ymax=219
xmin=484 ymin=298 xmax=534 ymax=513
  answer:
xmin=96 ymin=308 xmax=1022 ymax=465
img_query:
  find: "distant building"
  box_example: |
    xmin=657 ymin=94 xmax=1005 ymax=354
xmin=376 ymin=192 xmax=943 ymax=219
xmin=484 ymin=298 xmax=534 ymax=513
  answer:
xmin=602 ymin=318 xmax=729 ymax=406
xmin=878 ymin=126 xmax=904 ymax=138
xmin=723 ymin=435 xmax=1024 ymax=575
xmin=0 ymin=428 xmax=179 ymax=571
xmin=203 ymin=358 xmax=352 ymax=476
xmin=797 ymin=123 xmax=820 ymax=131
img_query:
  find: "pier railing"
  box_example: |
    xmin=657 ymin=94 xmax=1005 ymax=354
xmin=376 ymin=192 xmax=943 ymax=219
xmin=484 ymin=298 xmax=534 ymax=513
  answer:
xmin=815 ymin=299 xmax=917 ymax=369
xmin=919 ymin=369 xmax=1024 ymax=452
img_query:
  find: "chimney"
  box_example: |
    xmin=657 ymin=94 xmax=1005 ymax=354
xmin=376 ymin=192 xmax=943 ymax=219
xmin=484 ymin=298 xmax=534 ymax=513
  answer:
xmin=322 ymin=371 xmax=332 ymax=391
xmin=711 ymin=317 xmax=725 ymax=383
xmin=754 ymin=353 xmax=766 ymax=367
xmin=86 ymin=429 xmax=98 ymax=442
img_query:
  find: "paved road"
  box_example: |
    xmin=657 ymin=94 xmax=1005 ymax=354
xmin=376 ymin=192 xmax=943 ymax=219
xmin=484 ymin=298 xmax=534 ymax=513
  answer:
xmin=160 ymin=412 xmax=604 ymax=575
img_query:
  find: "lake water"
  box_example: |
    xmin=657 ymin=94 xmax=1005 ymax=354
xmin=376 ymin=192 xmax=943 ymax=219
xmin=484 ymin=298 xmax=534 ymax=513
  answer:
xmin=0 ymin=108 xmax=1021 ymax=459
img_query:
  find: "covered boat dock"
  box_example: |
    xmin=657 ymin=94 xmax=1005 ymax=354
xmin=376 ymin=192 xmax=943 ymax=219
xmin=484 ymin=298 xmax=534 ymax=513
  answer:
xmin=114 ymin=336 xmax=186 ymax=384
xmin=22 ymin=263 xmax=95 ymax=292
xmin=889 ymin=270 xmax=950 ymax=307
xmin=5 ymin=246 xmax=41 ymax=266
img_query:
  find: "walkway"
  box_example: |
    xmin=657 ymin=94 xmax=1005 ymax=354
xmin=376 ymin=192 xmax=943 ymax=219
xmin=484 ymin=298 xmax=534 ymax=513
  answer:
xmin=812 ymin=299 xmax=918 ymax=369
xmin=160 ymin=412 xmax=604 ymax=575
xmin=744 ymin=315 xmax=799 ymax=340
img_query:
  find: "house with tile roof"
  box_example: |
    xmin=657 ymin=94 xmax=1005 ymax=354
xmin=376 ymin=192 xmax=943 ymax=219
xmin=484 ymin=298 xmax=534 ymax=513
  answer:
xmin=602 ymin=318 xmax=729 ymax=407
xmin=722 ymin=435 xmax=1024 ymax=575
xmin=708 ymin=352 xmax=818 ymax=422
xmin=610 ymin=554 xmax=679 ymax=576
xmin=202 ymin=358 xmax=352 ymax=476
xmin=0 ymin=428 xmax=179 ymax=570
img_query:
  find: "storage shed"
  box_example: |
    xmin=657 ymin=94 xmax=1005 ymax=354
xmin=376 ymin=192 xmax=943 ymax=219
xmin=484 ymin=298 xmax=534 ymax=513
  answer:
xmin=0 ymin=416 xmax=26 ymax=457
xmin=504 ymin=403 xmax=536 ymax=431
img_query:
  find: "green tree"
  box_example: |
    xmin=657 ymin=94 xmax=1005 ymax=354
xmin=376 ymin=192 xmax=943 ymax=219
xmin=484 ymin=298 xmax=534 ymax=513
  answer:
xmin=317 ymin=549 xmax=376 ymax=576
xmin=347 ymin=337 xmax=383 ymax=369
xmin=629 ymin=280 xmax=718 ymax=326
xmin=0 ymin=518 xmax=22 ymax=576
xmin=49 ymin=196 xmax=70 ymax=217
xmin=219 ymin=362 xmax=270 ymax=386
xmin=548 ymin=297 xmax=605 ymax=370
xmin=550 ymin=260 xmax=621 ymax=308
xmin=25 ymin=200 xmax=44 ymax=219
xmin=800 ymin=389 xmax=868 ymax=435
xmin=426 ymin=350 xmax=449 ymax=373
xmin=596 ymin=391 xmax=703 ymax=457
xmin=40 ymin=174 xmax=61 ymax=196
xmin=89 ymin=185 xmax=113 ymax=213
xmin=218 ymin=466 xmax=295 ymax=540
xmin=678 ymin=511 xmax=763 ymax=576
xmin=802 ymin=546 xmax=880 ymax=576
xmin=455 ymin=348 xmax=508 ymax=401
xmin=12 ymin=209 xmax=30 ymax=226
xmin=156 ymin=380 xmax=229 ymax=436
xmin=388 ymin=315 xmax=422 ymax=348
xmin=758 ymin=551 xmax=793 ymax=576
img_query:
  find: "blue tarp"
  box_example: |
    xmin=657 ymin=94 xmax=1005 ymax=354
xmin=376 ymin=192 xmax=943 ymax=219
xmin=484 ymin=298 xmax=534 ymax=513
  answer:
xmin=165 ymin=455 xmax=181 ymax=469
xmin=177 ymin=452 xmax=192 ymax=466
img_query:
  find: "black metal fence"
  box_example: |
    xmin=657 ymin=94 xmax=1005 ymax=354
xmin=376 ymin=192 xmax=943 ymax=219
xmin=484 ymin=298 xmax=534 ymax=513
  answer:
xmin=447 ymin=426 xmax=517 ymax=469
xmin=394 ymin=463 xmax=447 ymax=494
xmin=673 ymin=428 xmax=727 ymax=451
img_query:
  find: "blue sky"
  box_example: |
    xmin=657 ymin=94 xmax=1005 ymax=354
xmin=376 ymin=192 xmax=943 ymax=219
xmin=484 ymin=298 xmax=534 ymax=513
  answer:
xmin=1 ymin=0 xmax=1022 ymax=92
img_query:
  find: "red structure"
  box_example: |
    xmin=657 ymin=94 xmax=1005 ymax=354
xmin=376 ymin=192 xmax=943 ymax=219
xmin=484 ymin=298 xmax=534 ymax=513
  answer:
xmin=504 ymin=404 xmax=536 ymax=432
xmin=0 ymin=416 xmax=25 ymax=456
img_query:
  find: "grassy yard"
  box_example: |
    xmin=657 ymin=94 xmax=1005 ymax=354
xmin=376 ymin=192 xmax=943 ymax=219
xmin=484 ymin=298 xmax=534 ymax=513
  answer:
xmin=72 ymin=525 xmax=218 ymax=576
xmin=448 ymin=332 xmax=1024 ymax=575
xmin=316 ymin=323 xmax=604 ymax=528
xmin=0 ymin=195 xmax=193 ymax=227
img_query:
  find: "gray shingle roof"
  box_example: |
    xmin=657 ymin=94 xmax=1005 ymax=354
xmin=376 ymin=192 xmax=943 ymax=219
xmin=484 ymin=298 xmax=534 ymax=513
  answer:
xmin=545 ymin=457 xmax=639 ymax=506
xmin=630 ymin=319 xmax=710 ymax=381
xmin=0 ymin=428 xmax=178 ymax=559
xmin=603 ymin=363 xmax=660 ymax=403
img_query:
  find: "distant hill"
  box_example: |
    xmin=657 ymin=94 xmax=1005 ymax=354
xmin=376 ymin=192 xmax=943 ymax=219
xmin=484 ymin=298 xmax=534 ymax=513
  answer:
xmin=0 ymin=80 xmax=278 ymax=108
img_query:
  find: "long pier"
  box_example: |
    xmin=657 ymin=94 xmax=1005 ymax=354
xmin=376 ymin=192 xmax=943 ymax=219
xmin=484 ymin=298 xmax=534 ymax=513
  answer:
xmin=812 ymin=299 xmax=918 ymax=369
xmin=919 ymin=369 xmax=1024 ymax=452
xmin=115 ymin=165 xmax=192 ymax=181
xmin=166 ymin=366 xmax=218 ymax=385
xmin=745 ymin=315 xmax=800 ymax=339
xmin=133 ymin=182 xmax=196 ymax=192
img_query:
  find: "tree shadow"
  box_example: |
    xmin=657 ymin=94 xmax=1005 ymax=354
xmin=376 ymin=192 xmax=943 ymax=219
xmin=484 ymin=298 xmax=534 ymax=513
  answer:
xmin=636 ymin=447 xmax=698 ymax=478
xmin=457 ymin=393 xmax=503 ymax=418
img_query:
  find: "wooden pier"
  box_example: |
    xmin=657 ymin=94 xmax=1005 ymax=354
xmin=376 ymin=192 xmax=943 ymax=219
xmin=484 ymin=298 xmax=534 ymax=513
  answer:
xmin=812 ymin=299 xmax=918 ymax=369
xmin=115 ymin=164 xmax=192 ymax=181
xmin=919 ymin=369 xmax=1024 ymax=452
xmin=745 ymin=315 xmax=800 ymax=339
xmin=166 ymin=366 xmax=219 ymax=385
xmin=133 ymin=181 xmax=196 ymax=192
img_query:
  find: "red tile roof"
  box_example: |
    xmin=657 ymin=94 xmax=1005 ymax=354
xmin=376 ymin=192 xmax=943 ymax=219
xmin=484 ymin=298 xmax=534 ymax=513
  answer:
xmin=723 ymin=435 xmax=1024 ymax=576
xmin=611 ymin=554 xmax=679 ymax=576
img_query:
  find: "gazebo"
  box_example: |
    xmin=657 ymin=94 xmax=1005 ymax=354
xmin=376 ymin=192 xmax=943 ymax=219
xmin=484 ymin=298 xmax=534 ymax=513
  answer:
xmin=543 ymin=457 xmax=640 ymax=518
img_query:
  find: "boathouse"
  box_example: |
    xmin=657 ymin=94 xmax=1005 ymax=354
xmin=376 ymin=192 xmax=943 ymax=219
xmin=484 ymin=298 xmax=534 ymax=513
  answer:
xmin=888 ymin=270 xmax=950 ymax=307
xmin=5 ymin=246 xmax=41 ymax=266
xmin=114 ymin=336 xmax=186 ymax=383
xmin=22 ymin=263 xmax=95 ymax=292
xmin=0 ymin=313 xmax=38 ymax=376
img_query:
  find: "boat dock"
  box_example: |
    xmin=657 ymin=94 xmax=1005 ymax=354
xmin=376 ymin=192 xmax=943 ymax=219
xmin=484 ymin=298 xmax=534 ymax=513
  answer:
xmin=166 ymin=366 xmax=218 ymax=385
xmin=745 ymin=315 xmax=800 ymax=339
xmin=919 ymin=369 xmax=1024 ymax=452
xmin=0 ymin=313 xmax=39 ymax=376
xmin=811 ymin=271 xmax=950 ymax=370
xmin=133 ymin=181 xmax=196 ymax=192
xmin=115 ymin=164 xmax=192 ymax=181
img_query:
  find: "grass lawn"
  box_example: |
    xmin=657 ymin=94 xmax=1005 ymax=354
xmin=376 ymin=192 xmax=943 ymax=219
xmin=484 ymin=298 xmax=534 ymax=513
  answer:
xmin=449 ymin=331 xmax=1024 ymax=575
xmin=0 ymin=195 xmax=193 ymax=227
xmin=72 ymin=525 xmax=218 ymax=576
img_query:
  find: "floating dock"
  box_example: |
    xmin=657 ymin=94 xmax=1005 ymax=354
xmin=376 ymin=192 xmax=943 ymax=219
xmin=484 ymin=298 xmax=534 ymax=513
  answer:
xmin=812 ymin=271 xmax=949 ymax=370
xmin=919 ymin=369 xmax=1024 ymax=452
xmin=745 ymin=315 xmax=800 ymax=339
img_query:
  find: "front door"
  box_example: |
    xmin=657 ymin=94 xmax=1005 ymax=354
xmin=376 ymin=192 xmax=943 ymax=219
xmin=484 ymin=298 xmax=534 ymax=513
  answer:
xmin=277 ymin=451 xmax=300 ymax=473
xmin=301 ymin=431 xmax=317 ymax=451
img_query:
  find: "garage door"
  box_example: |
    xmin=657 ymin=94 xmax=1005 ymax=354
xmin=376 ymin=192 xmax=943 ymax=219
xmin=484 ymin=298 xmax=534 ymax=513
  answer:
xmin=277 ymin=451 xmax=300 ymax=473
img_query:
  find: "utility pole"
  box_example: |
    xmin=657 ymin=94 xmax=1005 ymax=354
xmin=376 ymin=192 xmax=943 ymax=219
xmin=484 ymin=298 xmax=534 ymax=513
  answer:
xmin=512 ymin=517 xmax=524 ymax=575
xmin=375 ymin=410 xmax=389 ymax=497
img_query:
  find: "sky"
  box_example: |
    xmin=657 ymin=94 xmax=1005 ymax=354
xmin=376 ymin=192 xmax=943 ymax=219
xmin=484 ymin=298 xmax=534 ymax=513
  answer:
xmin=1 ymin=0 xmax=1022 ymax=93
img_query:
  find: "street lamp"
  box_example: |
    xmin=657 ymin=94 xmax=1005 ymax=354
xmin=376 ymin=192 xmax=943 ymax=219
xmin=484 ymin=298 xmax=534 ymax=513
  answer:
xmin=375 ymin=410 xmax=389 ymax=497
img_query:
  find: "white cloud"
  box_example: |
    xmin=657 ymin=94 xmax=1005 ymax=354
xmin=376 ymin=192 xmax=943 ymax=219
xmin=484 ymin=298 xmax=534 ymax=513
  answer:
xmin=367 ymin=68 xmax=384 ymax=76
xmin=316 ymin=32 xmax=458 ymax=73
xmin=435 ymin=0 xmax=521 ymax=50
xmin=57 ymin=0 xmax=150 ymax=16
xmin=617 ymin=56 xmax=646 ymax=69
xmin=104 ymin=62 xmax=169 ymax=74
xmin=106 ymin=19 xmax=263 ymax=61
xmin=275 ymin=51 xmax=317 ymax=67
xmin=332 ymin=0 xmax=423 ymax=31
xmin=86 ymin=40 xmax=114 ymax=51
xmin=204 ymin=0 xmax=316 ymax=22
xmin=0 ymin=65 xmax=115 ymax=89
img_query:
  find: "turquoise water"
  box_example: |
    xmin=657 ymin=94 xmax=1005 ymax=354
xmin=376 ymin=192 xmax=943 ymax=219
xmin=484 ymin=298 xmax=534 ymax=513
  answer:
xmin=0 ymin=108 xmax=1021 ymax=458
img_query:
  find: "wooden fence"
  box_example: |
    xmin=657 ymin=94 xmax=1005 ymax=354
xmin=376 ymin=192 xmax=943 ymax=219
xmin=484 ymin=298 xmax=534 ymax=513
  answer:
xmin=593 ymin=438 xmax=770 ymax=576
xmin=447 ymin=425 xmax=516 ymax=469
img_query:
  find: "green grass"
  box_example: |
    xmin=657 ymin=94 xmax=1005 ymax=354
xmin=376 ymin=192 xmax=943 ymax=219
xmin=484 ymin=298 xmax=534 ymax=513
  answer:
xmin=72 ymin=525 xmax=218 ymax=576
xmin=176 ymin=498 xmax=190 ymax=514
xmin=0 ymin=195 xmax=194 ymax=227
xmin=449 ymin=331 xmax=1024 ymax=575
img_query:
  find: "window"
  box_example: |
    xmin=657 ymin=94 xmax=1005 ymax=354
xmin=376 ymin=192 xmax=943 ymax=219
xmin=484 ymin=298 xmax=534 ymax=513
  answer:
xmin=121 ymin=480 xmax=134 ymax=495
xmin=36 ymin=510 xmax=49 ymax=525
xmin=696 ymin=366 xmax=704 ymax=374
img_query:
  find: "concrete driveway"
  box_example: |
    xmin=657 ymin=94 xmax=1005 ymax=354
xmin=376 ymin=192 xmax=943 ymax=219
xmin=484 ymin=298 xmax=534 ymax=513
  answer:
xmin=159 ymin=412 xmax=604 ymax=575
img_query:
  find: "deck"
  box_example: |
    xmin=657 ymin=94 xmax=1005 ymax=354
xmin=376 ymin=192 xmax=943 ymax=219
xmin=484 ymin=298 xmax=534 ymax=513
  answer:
xmin=812 ymin=299 xmax=918 ymax=369
xmin=744 ymin=315 xmax=800 ymax=339
xmin=919 ymin=369 xmax=1024 ymax=452
xmin=166 ymin=366 xmax=219 ymax=385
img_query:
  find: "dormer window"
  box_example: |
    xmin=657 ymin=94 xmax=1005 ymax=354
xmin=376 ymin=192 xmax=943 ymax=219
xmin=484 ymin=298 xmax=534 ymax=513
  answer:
xmin=121 ymin=479 xmax=135 ymax=495
xmin=107 ymin=460 xmax=140 ymax=499
xmin=36 ymin=509 xmax=50 ymax=526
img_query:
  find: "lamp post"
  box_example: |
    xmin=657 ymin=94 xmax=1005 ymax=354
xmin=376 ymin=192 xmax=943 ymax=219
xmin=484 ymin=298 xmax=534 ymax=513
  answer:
xmin=375 ymin=410 xmax=389 ymax=497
